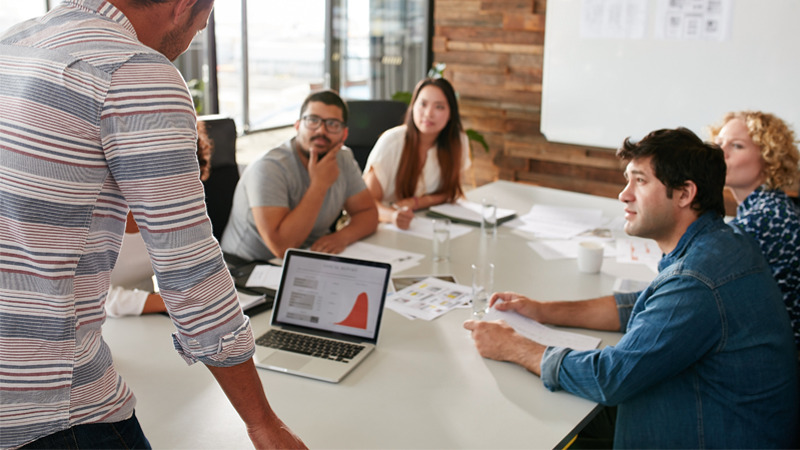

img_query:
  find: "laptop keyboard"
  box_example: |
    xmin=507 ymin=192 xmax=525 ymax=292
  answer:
xmin=257 ymin=329 xmax=365 ymax=363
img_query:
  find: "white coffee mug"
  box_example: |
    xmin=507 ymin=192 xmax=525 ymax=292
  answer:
xmin=577 ymin=241 xmax=604 ymax=273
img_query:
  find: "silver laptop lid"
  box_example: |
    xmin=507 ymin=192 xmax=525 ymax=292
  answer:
xmin=270 ymin=249 xmax=391 ymax=344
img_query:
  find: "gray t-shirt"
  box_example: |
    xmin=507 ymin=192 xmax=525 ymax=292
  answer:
xmin=221 ymin=138 xmax=366 ymax=262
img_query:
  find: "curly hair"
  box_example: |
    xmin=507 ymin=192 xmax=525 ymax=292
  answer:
xmin=708 ymin=111 xmax=800 ymax=189
xmin=196 ymin=120 xmax=213 ymax=182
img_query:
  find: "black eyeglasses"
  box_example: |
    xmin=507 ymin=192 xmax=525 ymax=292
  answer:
xmin=301 ymin=114 xmax=345 ymax=133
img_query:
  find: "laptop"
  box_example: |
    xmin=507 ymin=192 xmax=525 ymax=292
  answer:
xmin=254 ymin=249 xmax=391 ymax=383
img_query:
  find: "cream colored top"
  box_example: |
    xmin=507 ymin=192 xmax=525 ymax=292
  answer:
xmin=364 ymin=125 xmax=471 ymax=203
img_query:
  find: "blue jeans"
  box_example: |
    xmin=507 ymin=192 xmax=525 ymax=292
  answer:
xmin=21 ymin=411 xmax=151 ymax=449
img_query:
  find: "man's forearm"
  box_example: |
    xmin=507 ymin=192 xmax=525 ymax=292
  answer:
xmin=206 ymin=359 xmax=276 ymax=425
xmin=541 ymin=295 xmax=621 ymax=331
xmin=206 ymin=359 xmax=305 ymax=448
xmin=335 ymin=208 xmax=378 ymax=245
xmin=258 ymin=186 xmax=328 ymax=256
xmin=510 ymin=336 xmax=547 ymax=376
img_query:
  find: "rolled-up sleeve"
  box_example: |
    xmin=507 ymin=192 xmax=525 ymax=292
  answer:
xmin=614 ymin=291 xmax=640 ymax=333
xmin=172 ymin=315 xmax=255 ymax=367
xmin=541 ymin=346 xmax=572 ymax=391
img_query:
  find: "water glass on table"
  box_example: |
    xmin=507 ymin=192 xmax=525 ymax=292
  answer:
xmin=432 ymin=218 xmax=451 ymax=262
xmin=471 ymin=263 xmax=495 ymax=319
xmin=481 ymin=197 xmax=497 ymax=237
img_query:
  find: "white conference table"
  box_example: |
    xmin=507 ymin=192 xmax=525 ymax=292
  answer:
xmin=103 ymin=181 xmax=656 ymax=449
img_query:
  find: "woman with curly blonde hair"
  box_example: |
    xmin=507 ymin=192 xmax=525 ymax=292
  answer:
xmin=709 ymin=110 xmax=800 ymax=354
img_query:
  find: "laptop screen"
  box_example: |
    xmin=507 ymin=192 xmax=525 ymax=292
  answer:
xmin=271 ymin=250 xmax=391 ymax=343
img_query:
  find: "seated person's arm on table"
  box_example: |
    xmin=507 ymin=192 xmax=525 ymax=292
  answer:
xmin=394 ymin=191 xmax=449 ymax=211
xmin=251 ymin=184 xmax=328 ymax=258
xmin=363 ymin=168 xmax=414 ymax=227
xmin=465 ymin=293 xmax=621 ymax=376
xmin=519 ymin=294 xmax=622 ymax=332
xmin=310 ymin=189 xmax=378 ymax=253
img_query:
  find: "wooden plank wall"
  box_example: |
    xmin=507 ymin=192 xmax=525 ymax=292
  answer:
xmin=433 ymin=0 xmax=742 ymax=215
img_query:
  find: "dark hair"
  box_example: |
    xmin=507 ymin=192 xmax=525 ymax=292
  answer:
xmin=617 ymin=127 xmax=726 ymax=217
xmin=189 ymin=0 xmax=214 ymax=22
xmin=196 ymin=120 xmax=213 ymax=181
xmin=130 ymin=0 xmax=214 ymax=24
xmin=299 ymin=89 xmax=349 ymax=124
xmin=396 ymin=77 xmax=465 ymax=201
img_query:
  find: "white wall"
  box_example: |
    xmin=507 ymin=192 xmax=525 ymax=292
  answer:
xmin=541 ymin=0 xmax=800 ymax=148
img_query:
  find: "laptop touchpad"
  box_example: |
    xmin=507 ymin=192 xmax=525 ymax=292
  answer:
xmin=265 ymin=352 xmax=310 ymax=370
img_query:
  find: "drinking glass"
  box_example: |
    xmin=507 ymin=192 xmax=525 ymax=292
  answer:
xmin=471 ymin=263 xmax=495 ymax=318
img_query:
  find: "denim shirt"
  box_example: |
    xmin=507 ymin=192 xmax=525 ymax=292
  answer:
xmin=540 ymin=213 xmax=798 ymax=448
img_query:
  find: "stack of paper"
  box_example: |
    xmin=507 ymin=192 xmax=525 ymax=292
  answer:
xmin=237 ymin=291 xmax=268 ymax=311
xmin=339 ymin=241 xmax=426 ymax=274
xmin=380 ymin=217 xmax=472 ymax=240
xmin=246 ymin=264 xmax=283 ymax=290
xmin=615 ymin=238 xmax=661 ymax=273
xmin=511 ymin=204 xmax=609 ymax=239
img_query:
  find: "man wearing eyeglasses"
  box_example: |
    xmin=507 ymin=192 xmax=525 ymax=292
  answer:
xmin=222 ymin=90 xmax=378 ymax=263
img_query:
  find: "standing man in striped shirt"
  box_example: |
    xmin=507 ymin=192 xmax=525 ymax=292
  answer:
xmin=0 ymin=1 xmax=305 ymax=448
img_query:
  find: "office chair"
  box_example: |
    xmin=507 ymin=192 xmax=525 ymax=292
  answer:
xmin=344 ymin=99 xmax=408 ymax=171
xmin=199 ymin=115 xmax=239 ymax=241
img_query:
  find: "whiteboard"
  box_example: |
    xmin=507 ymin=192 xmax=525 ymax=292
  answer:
xmin=540 ymin=0 xmax=800 ymax=148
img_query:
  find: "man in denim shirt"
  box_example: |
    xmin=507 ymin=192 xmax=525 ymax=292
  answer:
xmin=464 ymin=128 xmax=798 ymax=448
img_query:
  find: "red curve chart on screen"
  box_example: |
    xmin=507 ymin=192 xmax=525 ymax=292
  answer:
xmin=335 ymin=292 xmax=368 ymax=329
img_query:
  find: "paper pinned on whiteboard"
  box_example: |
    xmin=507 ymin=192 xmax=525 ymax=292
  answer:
xmin=580 ymin=0 xmax=648 ymax=39
xmin=654 ymin=0 xmax=733 ymax=41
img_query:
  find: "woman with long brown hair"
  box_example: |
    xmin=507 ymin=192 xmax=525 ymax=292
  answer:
xmin=363 ymin=77 xmax=471 ymax=229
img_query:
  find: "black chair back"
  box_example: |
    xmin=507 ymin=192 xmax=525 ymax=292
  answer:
xmin=344 ymin=100 xmax=408 ymax=171
xmin=199 ymin=115 xmax=239 ymax=241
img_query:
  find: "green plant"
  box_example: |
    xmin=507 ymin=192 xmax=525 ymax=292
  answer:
xmin=391 ymin=91 xmax=413 ymax=105
xmin=187 ymin=78 xmax=205 ymax=115
xmin=466 ymin=129 xmax=489 ymax=153
xmin=393 ymin=63 xmax=489 ymax=153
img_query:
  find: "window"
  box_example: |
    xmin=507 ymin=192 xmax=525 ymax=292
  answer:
xmin=2 ymin=0 xmax=432 ymax=135
xmin=0 ymin=2 xmax=49 ymax=33
xmin=194 ymin=0 xmax=431 ymax=133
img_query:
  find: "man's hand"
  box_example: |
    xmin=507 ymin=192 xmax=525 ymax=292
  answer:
xmin=310 ymin=232 xmax=349 ymax=254
xmin=307 ymin=145 xmax=340 ymax=191
xmin=206 ymin=359 xmax=307 ymax=449
xmin=490 ymin=291 xmax=547 ymax=323
xmin=247 ymin=417 xmax=307 ymax=449
xmin=463 ymin=319 xmax=546 ymax=376
xmin=491 ymin=293 xmax=621 ymax=332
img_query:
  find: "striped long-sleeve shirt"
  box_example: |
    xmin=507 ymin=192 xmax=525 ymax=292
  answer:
xmin=0 ymin=1 xmax=254 ymax=447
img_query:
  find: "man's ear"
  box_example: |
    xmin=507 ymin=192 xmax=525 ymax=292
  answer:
xmin=677 ymin=180 xmax=698 ymax=209
xmin=172 ymin=0 xmax=199 ymax=25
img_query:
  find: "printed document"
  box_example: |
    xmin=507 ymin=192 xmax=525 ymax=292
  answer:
xmin=483 ymin=306 xmax=601 ymax=351
xmin=387 ymin=277 xmax=471 ymax=321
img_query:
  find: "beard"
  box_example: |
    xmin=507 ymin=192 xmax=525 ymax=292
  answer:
xmin=158 ymin=19 xmax=194 ymax=61
xmin=298 ymin=133 xmax=336 ymax=159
